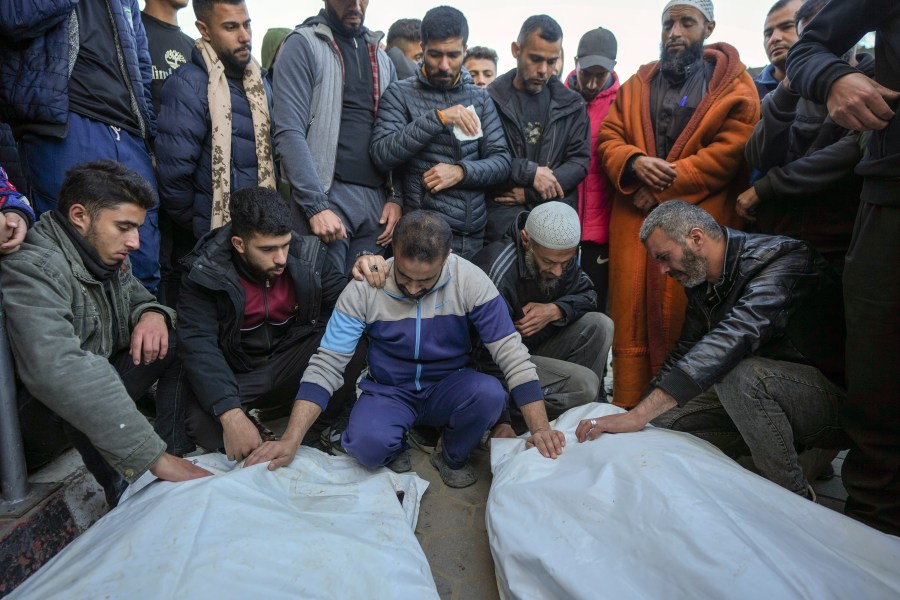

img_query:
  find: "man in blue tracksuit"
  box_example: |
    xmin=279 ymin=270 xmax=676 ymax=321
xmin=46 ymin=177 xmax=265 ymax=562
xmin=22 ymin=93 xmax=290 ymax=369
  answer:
xmin=0 ymin=0 xmax=161 ymax=293
xmin=246 ymin=211 xmax=565 ymax=488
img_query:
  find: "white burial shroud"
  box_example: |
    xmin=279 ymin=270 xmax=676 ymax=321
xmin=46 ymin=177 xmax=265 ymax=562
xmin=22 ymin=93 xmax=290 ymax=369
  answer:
xmin=9 ymin=448 xmax=437 ymax=599
xmin=487 ymin=403 xmax=900 ymax=600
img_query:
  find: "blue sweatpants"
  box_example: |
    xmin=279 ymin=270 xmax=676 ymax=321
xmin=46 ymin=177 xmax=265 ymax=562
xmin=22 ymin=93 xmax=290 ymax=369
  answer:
xmin=342 ymin=369 xmax=507 ymax=469
xmin=19 ymin=112 xmax=161 ymax=293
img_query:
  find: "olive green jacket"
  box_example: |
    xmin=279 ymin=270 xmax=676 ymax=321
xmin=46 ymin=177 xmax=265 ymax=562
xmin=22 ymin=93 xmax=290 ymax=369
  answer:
xmin=0 ymin=212 xmax=175 ymax=481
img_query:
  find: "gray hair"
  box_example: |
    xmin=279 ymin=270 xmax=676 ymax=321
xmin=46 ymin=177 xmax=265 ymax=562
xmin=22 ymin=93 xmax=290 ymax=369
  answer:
xmin=638 ymin=200 xmax=723 ymax=244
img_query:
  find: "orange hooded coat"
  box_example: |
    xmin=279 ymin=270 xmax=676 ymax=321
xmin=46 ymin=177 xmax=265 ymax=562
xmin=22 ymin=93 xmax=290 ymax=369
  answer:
xmin=598 ymin=42 xmax=760 ymax=407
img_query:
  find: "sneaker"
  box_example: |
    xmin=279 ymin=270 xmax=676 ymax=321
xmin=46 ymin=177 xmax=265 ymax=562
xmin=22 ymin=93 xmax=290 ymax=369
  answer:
xmin=429 ymin=450 xmax=476 ymax=488
xmin=387 ymin=449 xmax=412 ymax=473
xmin=321 ymin=424 xmax=348 ymax=456
xmin=408 ymin=426 xmax=440 ymax=454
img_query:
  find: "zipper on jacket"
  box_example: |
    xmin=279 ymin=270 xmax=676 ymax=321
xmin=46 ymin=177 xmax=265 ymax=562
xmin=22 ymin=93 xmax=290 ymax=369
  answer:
xmin=103 ymin=1 xmax=148 ymax=141
xmin=414 ymin=299 xmax=423 ymax=391
xmin=262 ymin=279 xmax=272 ymax=353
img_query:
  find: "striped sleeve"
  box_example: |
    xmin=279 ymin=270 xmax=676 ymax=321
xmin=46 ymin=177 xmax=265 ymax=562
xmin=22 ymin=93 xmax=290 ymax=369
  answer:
xmin=296 ymin=281 xmax=368 ymax=408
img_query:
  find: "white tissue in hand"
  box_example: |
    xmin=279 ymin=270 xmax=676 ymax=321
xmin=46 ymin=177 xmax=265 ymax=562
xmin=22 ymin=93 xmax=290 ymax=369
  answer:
xmin=453 ymin=105 xmax=483 ymax=141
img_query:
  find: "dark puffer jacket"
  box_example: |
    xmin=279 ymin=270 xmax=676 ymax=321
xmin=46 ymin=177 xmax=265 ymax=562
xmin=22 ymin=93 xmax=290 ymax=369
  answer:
xmin=177 ymin=224 xmax=346 ymax=417
xmin=156 ymin=46 xmax=274 ymax=239
xmin=650 ymin=228 xmax=846 ymax=406
xmin=370 ymin=68 xmax=510 ymax=236
xmin=0 ymin=0 xmax=155 ymax=139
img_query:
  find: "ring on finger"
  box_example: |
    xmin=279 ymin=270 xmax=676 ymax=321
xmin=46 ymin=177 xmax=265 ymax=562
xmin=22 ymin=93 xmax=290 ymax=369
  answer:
xmin=369 ymin=264 xmax=379 ymax=273
xmin=590 ymin=419 xmax=597 ymax=428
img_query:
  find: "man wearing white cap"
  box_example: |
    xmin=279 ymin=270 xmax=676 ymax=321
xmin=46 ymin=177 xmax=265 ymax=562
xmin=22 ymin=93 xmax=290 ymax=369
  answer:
xmin=598 ymin=0 xmax=759 ymax=408
xmin=473 ymin=201 xmax=613 ymax=439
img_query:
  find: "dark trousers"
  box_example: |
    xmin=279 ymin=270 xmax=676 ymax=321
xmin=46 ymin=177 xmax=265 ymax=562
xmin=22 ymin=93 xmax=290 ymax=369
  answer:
xmin=19 ymin=343 xmax=186 ymax=503
xmin=841 ymin=199 xmax=900 ymax=535
xmin=18 ymin=112 xmax=161 ymax=293
xmin=184 ymin=333 xmax=367 ymax=451
xmin=580 ymin=242 xmax=609 ymax=314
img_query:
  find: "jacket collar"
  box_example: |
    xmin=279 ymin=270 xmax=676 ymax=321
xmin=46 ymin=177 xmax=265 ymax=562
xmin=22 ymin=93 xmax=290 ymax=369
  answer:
xmin=706 ymin=227 xmax=744 ymax=302
xmin=32 ymin=212 xmax=126 ymax=285
xmin=490 ymin=69 xmax=585 ymax=119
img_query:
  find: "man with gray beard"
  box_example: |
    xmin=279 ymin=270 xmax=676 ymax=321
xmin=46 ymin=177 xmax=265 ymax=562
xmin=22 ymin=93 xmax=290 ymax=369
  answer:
xmin=576 ymin=200 xmax=848 ymax=499
xmin=472 ymin=201 xmax=613 ymax=440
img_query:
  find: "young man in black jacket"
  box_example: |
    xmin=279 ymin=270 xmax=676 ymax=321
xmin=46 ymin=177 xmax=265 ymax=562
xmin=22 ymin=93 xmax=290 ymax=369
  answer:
xmin=177 ymin=186 xmax=369 ymax=460
xmin=576 ymin=201 xmax=847 ymax=499
xmin=473 ymin=202 xmax=612 ymax=440
xmin=485 ymin=15 xmax=590 ymax=243
xmin=787 ymin=0 xmax=900 ymax=534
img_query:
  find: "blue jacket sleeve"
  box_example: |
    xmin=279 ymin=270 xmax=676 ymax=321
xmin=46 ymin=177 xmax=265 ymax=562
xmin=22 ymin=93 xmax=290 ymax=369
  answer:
xmin=0 ymin=0 xmax=76 ymax=41
xmin=0 ymin=166 xmax=35 ymax=225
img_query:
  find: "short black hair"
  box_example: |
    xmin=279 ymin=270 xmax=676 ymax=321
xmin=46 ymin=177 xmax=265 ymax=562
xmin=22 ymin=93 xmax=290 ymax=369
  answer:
xmin=392 ymin=211 xmax=452 ymax=263
xmin=57 ymin=161 xmax=155 ymax=219
xmin=517 ymin=15 xmax=563 ymax=47
xmin=795 ymin=0 xmax=827 ymax=25
xmin=229 ymin=186 xmax=292 ymax=240
xmin=767 ymin=0 xmax=797 ymax=17
xmin=464 ymin=46 xmax=498 ymax=67
xmin=421 ymin=6 xmax=468 ymax=46
xmin=387 ymin=18 xmax=422 ymax=48
xmin=192 ymin=0 xmax=243 ymax=24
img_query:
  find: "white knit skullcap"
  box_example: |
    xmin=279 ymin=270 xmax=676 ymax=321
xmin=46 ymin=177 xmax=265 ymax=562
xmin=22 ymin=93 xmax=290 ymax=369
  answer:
xmin=524 ymin=202 xmax=581 ymax=250
xmin=662 ymin=0 xmax=714 ymax=22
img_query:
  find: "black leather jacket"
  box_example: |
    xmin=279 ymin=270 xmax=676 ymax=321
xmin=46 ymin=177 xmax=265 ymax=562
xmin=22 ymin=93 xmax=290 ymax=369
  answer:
xmin=650 ymin=228 xmax=845 ymax=405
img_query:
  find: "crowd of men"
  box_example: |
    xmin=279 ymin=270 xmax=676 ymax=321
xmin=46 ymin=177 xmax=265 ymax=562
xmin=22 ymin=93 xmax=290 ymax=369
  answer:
xmin=0 ymin=0 xmax=897 ymax=541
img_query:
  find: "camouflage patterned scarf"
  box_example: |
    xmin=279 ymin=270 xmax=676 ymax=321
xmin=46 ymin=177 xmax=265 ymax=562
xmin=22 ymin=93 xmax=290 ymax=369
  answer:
xmin=197 ymin=39 xmax=276 ymax=229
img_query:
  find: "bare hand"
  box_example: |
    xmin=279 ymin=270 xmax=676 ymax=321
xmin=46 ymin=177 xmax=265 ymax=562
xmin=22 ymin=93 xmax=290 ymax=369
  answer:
xmin=220 ymin=409 xmax=263 ymax=462
xmin=149 ymin=453 xmax=213 ymax=481
xmin=130 ymin=311 xmax=168 ymax=365
xmin=439 ymin=105 xmax=479 ymax=137
xmin=736 ymin=186 xmax=760 ymax=221
xmin=423 ymin=163 xmax=464 ymax=193
xmin=494 ymin=187 xmax=526 ymax=205
xmin=533 ymin=166 xmax=564 ymax=200
xmin=827 ymin=72 xmax=899 ymax=131
xmin=525 ymin=428 xmax=566 ymax=458
xmin=515 ymin=302 xmax=563 ymax=338
xmin=309 ymin=209 xmax=347 ymax=244
xmin=633 ymin=156 xmax=677 ymax=191
xmin=376 ymin=202 xmax=402 ymax=247
xmin=632 ymin=186 xmax=658 ymax=214
xmin=575 ymin=411 xmax=648 ymax=442
xmin=351 ymin=254 xmax=389 ymax=288
xmin=244 ymin=439 xmax=300 ymax=470
xmin=0 ymin=211 xmax=27 ymax=255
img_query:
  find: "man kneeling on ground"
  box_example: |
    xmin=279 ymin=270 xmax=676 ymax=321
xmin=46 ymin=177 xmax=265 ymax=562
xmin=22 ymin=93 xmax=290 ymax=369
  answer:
xmin=2 ymin=161 xmax=210 ymax=507
xmin=246 ymin=211 xmax=565 ymax=487
xmin=177 ymin=186 xmax=367 ymax=460
xmin=576 ymin=200 xmax=847 ymax=498
xmin=473 ymin=201 xmax=613 ymax=441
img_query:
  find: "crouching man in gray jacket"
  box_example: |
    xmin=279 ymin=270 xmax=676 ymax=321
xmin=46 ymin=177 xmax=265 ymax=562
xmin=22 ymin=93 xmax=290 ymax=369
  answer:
xmin=1 ymin=161 xmax=210 ymax=506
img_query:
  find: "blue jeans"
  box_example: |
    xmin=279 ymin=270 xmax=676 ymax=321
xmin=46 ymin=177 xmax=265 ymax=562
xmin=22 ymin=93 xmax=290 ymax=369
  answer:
xmin=652 ymin=357 xmax=847 ymax=494
xmin=19 ymin=112 xmax=161 ymax=293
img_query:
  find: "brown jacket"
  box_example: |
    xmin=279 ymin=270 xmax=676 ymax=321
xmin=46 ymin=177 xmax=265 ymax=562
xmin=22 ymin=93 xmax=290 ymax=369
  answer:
xmin=598 ymin=42 xmax=759 ymax=407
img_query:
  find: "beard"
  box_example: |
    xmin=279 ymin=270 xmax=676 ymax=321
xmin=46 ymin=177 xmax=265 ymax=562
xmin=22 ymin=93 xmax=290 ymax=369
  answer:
xmin=425 ymin=64 xmax=456 ymax=90
xmin=659 ymin=39 xmax=704 ymax=80
xmin=524 ymin=248 xmax=560 ymax=297
xmin=325 ymin=3 xmax=363 ymax=35
xmin=670 ymin=244 xmax=708 ymax=288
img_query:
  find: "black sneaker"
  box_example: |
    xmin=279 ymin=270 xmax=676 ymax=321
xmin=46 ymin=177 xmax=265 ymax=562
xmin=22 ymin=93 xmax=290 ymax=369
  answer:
xmin=246 ymin=412 xmax=278 ymax=442
xmin=429 ymin=450 xmax=476 ymax=488
xmin=387 ymin=449 xmax=412 ymax=473
xmin=321 ymin=423 xmax=348 ymax=456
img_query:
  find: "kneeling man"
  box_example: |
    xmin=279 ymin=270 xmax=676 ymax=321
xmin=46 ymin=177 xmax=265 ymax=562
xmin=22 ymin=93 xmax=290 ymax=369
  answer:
xmin=577 ymin=200 xmax=846 ymax=498
xmin=247 ymin=211 xmax=565 ymax=487
xmin=2 ymin=161 xmax=210 ymax=506
xmin=177 ymin=186 xmax=365 ymax=460
xmin=473 ymin=201 xmax=613 ymax=440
